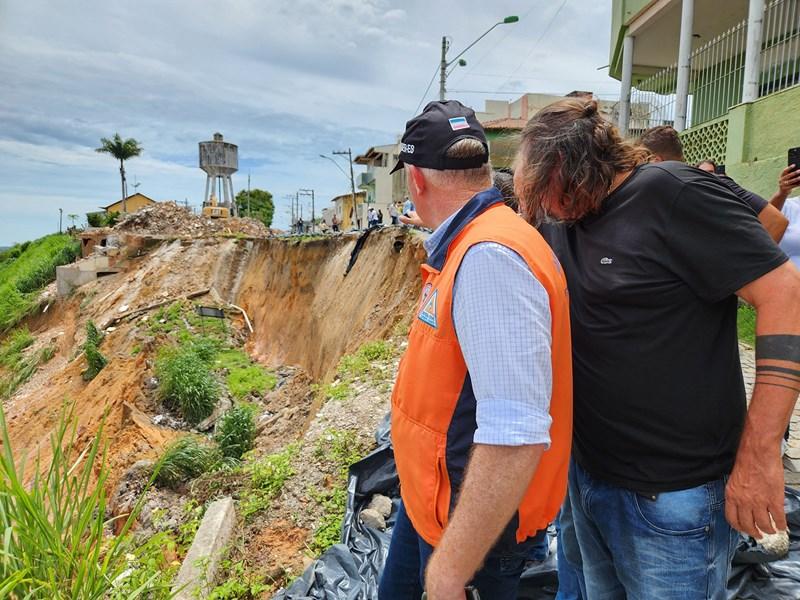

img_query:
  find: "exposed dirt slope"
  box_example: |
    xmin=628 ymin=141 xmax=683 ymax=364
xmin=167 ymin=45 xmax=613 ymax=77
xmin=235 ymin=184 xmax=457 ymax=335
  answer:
xmin=3 ymin=229 xmax=424 ymax=492
xmin=239 ymin=230 xmax=425 ymax=379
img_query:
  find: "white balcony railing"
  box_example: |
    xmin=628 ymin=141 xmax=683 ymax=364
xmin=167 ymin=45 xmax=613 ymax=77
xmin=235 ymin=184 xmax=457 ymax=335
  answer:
xmin=628 ymin=0 xmax=799 ymax=133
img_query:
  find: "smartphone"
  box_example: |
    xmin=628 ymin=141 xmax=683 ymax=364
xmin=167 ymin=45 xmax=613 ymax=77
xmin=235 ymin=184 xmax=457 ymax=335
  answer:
xmin=714 ymin=164 xmax=726 ymax=175
xmin=789 ymin=147 xmax=800 ymax=171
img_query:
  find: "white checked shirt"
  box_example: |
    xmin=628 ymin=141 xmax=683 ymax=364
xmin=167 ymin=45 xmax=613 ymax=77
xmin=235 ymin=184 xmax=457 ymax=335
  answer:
xmin=423 ymin=209 xmax=554 ymax=447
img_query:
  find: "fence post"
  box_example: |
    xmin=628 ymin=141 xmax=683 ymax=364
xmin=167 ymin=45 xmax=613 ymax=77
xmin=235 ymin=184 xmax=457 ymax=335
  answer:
xmin=674 ymin=0 xmax=695 ymax=131
xmin=742 ymin=0 xmax=765 ymax=103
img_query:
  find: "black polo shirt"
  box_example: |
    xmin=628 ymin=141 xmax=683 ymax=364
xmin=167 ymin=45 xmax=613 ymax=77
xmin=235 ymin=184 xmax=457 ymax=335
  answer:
xmin=540 ymin=161 xmax=787 ymax=492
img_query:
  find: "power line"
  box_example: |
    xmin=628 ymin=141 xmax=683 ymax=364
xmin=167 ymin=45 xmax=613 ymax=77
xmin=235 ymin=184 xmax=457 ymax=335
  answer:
xmin=500 ymin=0 xmax=570 ymax=89
xmin=414 ymin=64 xmax=441 ymax=116
xmin=450 ymin=4 xmax=542 ymax=87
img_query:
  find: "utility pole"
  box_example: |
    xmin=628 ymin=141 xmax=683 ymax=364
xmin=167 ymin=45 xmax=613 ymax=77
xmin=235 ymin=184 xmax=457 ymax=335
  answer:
xmin=299 ymin=189 xmax=315 ymax=233
xmin=439 ymin=36 xmax=448 ymax=101
xmin=333 ymin=148 xmax=357 ymax=230
xmin=59 ymin=208 xmax=63 ymax=234
xmin=247 ymin=172 xmax=251 ymax=218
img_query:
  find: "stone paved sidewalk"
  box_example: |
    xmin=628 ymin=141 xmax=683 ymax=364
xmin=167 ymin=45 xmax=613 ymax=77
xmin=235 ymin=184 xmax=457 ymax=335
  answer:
xmin=740 ymin=343 xmax=800 ymax=485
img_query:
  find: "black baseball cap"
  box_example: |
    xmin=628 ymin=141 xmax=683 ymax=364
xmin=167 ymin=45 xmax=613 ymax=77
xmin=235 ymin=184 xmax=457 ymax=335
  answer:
xmin=390 ymin=100 xmax=489 ymax=174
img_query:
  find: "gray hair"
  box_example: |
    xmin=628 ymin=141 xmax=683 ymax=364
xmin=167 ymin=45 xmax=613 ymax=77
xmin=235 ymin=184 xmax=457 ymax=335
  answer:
xmin=422 ymin=138 xmax=492 ymax=189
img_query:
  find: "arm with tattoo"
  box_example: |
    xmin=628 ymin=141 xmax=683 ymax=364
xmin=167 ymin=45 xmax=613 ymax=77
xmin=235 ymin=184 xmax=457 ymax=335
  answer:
xmin=756 ymin=335 xmax=800 ymax=394
xmin=726 ymin=263 xmax=800 ymax=539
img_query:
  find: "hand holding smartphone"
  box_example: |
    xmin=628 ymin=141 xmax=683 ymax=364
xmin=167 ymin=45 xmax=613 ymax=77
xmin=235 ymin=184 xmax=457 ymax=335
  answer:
xmin=789 ymin=146 xmax=800 ymax=171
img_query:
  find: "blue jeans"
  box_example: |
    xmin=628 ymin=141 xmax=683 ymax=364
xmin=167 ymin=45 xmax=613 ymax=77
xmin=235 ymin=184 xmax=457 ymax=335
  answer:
xmin=378 ymin=502 xmax=537 ymax=599
xmin=567 ymin=459 xmax=738 ymax=600
xmin=556 ymin=499 xmax=587 ymax=600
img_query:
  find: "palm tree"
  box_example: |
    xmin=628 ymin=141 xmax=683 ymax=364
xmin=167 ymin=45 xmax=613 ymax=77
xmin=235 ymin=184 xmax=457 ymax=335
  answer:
xmin=96 ymin=134 xmax=143 ymax=214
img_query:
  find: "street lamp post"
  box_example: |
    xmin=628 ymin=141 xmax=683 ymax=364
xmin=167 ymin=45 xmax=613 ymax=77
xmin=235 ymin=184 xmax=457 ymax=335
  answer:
xmin=333 ymin=149 xmax=357 ymax=230
xmin=299 ymin=189 xmax=315 ymax=234
xmin=438 ymin=16 xmax=519 ymax=101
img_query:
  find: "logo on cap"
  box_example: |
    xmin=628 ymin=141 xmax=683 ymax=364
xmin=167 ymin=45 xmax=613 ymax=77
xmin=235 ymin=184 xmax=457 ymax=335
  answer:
xmin=448 ymin=117 xmax=470 ymax=131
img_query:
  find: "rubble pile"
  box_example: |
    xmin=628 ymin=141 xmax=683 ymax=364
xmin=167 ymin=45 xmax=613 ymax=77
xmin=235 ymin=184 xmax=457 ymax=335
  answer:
xmin=115 ymin=202 xmax=270 ymax=238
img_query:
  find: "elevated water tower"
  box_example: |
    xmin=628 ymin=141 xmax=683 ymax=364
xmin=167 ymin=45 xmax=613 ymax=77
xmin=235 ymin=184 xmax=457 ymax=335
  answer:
xmin=199 ymin=133 xmax=238 ymax=214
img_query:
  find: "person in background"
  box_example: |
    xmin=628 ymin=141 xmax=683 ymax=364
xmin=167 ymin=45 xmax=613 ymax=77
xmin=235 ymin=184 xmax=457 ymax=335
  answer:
xmin=378 ymin=209 xmax=384 ymax=225
xmin=331 ymin=213 xmax=340 ymax=233
xmin=367 ymin=207 xmax=378 ymax=228
xmin=639 ymin=126 xmax=788 ymax=243
xmin=771 ymin=164 xmax=800 ymax=267
xmin=402 ymin=195 xmax=415 ymax=217
xmin=521 ymin=98 xmax=800 ymax=600
xmin=389 ymin=202 xmax=400 ymax=225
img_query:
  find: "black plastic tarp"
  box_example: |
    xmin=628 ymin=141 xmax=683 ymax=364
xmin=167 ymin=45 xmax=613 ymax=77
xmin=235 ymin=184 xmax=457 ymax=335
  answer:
xmin=273 ymin=416 xmax=800 ymax=600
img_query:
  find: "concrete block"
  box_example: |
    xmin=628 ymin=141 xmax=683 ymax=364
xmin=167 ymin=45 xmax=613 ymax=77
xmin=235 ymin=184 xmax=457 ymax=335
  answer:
xmin=172 ymin=497 xmax=237 ymax=599
xmin=56 ymin=265 xmax=97 ymax=296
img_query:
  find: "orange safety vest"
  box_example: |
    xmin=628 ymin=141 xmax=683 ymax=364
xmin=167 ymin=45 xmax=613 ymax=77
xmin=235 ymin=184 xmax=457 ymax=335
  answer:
xmin=391 ymin=189 xmax=573 ymax=546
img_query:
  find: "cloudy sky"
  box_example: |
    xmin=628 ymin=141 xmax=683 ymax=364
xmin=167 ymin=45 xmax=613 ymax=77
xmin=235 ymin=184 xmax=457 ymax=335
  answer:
xmin=0 ymin=0 xmax=619 ymax=245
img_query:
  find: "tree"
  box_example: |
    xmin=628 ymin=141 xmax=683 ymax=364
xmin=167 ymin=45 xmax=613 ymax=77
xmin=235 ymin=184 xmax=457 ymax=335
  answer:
xmin=95 ymin=134 xmax=143 ymax=214
xmin=235 ymin=189 xmax=274 ymax=228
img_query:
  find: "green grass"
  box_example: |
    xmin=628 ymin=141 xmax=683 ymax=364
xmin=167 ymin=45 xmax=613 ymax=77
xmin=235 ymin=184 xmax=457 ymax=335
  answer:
xmin=0 ymin=346 xmax=56 ymax=400
xmin=208 ymin=560 xmax=269 ymax=599
xmin=215 ymin=349 xmax=252 ymax=370
xmin=314 ymin=429 xmax=366 ymax=477
xmin=737 ymin=303 xmax=756 ymax=347
xmin=216 ymin=404 xmax=257 ymax=460
xmin=0 ymin=402 xmax=167 ymax=598
xmin=309 ymin=429 xmax=368 ymax=554
xmin=227 ymin=367 xmax=276 ymax=400
xmin=240 ymin=444 xmax=298 ymax=520
xmin=320 ymin=380 xmax=350 ymax=402
xmin=156 ymin=345 xmax=220 ymax=424
xmin=215 ymin=349 xmax=276 ymax=400
xmin=155 ymin=436 xmax=222 ymax=489
xmin=336 ymin=340 xmax=394 ymax=381
xmin=0 ymin=234 xmax=80 ymax=332
xmin=0 ymin=327 xmax=34 ymax=368
xmin=309 ymin=486 xmax=348 ymax=554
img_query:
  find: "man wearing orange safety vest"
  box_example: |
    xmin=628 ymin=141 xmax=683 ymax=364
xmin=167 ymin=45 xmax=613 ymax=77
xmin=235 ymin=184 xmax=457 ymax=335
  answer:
xmin=378 ymin=100 xmax=572 ymax=600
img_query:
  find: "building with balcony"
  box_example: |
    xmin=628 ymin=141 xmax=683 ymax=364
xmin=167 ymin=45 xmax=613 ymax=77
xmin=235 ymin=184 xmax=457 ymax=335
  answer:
xmin=611 ymin=0 xmax=800 ymax=196
xmin=354 ymin=144 xmax=407 ymax=209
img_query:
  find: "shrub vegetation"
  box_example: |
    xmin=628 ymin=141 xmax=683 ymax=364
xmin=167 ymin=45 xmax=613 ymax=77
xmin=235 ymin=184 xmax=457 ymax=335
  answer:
xmin=216 ymin=404 xmax=257 ymax=460
xmin=155 ymin=436 xmax=222 ymax=489
xmin=156 ymin=345 xmax=220 ymax=424
xmin=82 ymin=321 xmax=107 ymax=381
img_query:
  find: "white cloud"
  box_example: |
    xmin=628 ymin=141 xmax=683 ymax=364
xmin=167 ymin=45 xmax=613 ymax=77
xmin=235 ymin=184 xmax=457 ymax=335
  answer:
xmin=0 ymin=0 xmax=619 ymax=243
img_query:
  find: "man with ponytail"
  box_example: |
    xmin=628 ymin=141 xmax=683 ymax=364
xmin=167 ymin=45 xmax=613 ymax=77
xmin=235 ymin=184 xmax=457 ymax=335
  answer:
xmin=515 ymin=98 xmax=800 ymax=599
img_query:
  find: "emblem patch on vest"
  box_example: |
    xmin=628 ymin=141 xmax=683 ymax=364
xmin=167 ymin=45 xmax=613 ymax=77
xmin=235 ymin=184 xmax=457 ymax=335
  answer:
xmin=418 ymin=289 xmax=438 ymax=328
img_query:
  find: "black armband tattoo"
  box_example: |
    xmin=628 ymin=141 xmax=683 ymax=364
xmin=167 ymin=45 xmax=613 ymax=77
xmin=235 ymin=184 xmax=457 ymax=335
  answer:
xmin=756 ymin=365 xmax=800 ymax=379
xmin=755 ymin=335 xmax=800 ymax=363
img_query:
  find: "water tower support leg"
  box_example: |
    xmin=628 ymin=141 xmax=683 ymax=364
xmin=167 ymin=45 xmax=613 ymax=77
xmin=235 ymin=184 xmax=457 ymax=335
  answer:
xmin=204 ymin=176 xmax=211 ymax=205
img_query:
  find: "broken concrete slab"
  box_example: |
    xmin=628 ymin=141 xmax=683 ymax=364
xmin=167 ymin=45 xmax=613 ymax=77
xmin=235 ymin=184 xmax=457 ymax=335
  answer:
xmin=172 ymin=496 xmax=237 ymax=600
